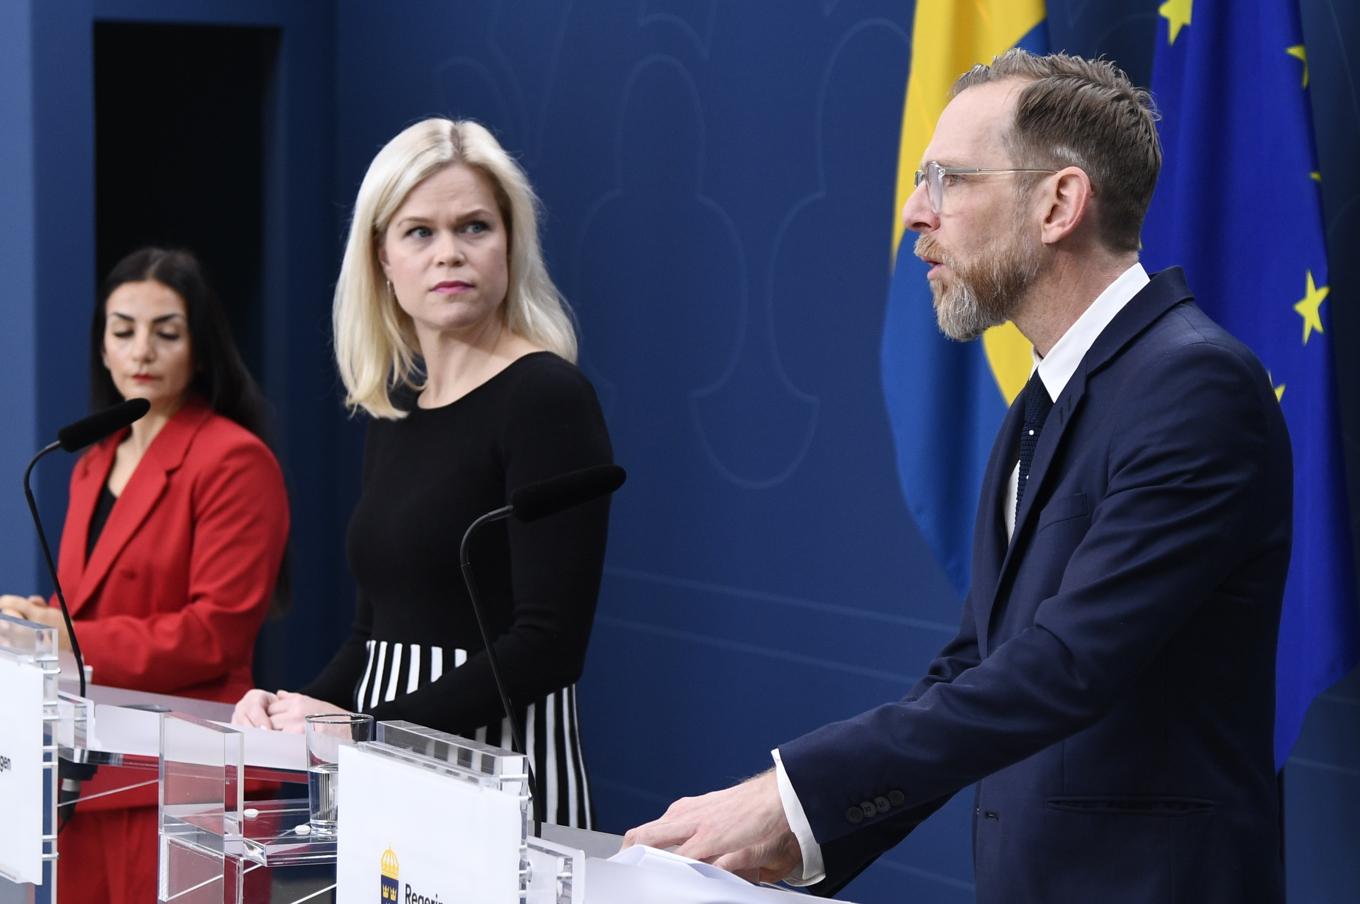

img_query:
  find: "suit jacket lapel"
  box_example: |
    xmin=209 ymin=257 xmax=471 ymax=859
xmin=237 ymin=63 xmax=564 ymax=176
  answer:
xmin=973 ymin=391 xmax=1025 ymax=656
xmin=63 ymin=440 xmax=117 ymax=617
xmin=73 ymin=401 xmax=211 ymax=610
xmin=1006 ymin=381 xmax=1087 ymax=554
xmin=983 ymin=268 xmax=1195 ymax=643
xmin=75 ymin=454 xmax=167 ymax=611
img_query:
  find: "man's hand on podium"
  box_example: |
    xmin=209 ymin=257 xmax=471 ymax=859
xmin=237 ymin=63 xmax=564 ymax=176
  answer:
xmin=1 ymin=594 xmax=71 ymax=650
xmin=622 ymin=770 xmax=803 ymax=885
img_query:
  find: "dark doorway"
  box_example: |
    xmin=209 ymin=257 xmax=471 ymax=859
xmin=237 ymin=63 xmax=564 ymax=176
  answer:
xmin=94 ymin=22 xmax=278 ymax=381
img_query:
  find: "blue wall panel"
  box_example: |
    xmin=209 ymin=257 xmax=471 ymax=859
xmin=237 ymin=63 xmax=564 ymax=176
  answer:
xmin=1286 ymin=668 xmax=1360 ymax=902
xmin=0 ymin=0 xmax=39 ymax=593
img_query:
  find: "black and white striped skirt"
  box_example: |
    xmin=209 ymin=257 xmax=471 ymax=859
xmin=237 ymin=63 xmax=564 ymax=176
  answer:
xmin=352 ymin=639 xmax=593 ymax=828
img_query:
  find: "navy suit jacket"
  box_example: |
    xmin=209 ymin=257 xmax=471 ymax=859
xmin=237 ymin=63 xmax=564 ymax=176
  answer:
xmin=781 ymin=269 xmax=1291 ymax=903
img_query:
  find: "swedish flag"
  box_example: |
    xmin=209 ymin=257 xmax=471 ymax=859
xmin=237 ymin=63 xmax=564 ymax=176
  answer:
xmin=1142 ymin=0 xmax=1360 ymax=767
xmin=883 ymin=1 xmax=1048 ymax=594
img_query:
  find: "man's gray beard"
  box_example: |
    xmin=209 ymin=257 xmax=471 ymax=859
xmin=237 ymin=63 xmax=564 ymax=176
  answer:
xmin=931 ymin=235 xmax=1042 ymax=342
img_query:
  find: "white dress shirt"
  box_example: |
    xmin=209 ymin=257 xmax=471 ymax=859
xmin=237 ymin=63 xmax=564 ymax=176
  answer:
xmin=1003 ymin=262 xmax=1150 ymax=540
xmin=773 ymin=261 xmax=1151 ymax=885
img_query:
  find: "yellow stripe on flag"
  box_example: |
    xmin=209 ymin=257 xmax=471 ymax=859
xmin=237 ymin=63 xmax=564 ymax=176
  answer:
xmin=894 ymin=0 xmax=1044 ymax=403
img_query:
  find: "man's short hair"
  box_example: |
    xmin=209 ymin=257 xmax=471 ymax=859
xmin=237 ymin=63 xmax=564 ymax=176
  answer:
xmin=953 ymin=50 xmax=1161 ymax=253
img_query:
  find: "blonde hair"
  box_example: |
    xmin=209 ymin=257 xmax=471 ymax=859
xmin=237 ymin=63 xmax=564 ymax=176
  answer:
xmin=333 ymin=118 xmax=577 ymax=418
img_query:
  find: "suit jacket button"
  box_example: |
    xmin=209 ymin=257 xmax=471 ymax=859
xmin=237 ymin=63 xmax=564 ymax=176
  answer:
xmin=874 ymin=796 xmax=890 ymax=814
xmin=888 ymin=789 xmax=905 ymax=807
xmin=860 ymin=801 xmax=877 ymax=818
xmin=846 ymin=807 xmax=864 ymax=824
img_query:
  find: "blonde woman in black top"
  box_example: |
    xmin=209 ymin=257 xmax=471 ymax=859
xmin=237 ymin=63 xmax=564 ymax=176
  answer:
xmin=233 ymin=119 xmax=612 ymax=828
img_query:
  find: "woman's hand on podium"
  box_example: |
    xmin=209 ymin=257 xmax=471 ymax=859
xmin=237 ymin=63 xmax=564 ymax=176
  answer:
xmin=0 ymin=594 xmax=71 ymax=650
xmin=231 ymin=688 xmax=279 ymax=729
xmin=265 ymin=690 xmax=350 ymax=733
xmin=232 ymin=688 xmax=352 ymax=732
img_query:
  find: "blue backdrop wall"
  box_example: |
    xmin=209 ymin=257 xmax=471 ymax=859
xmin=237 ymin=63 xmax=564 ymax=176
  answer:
xmin=3 ymin=2 xmax=1359 ymax=902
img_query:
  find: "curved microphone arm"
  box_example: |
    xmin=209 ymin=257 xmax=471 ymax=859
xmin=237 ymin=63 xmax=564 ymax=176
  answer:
xmin=459 ymin=504 xmax=543 ymax=832
xmin=23 ymin=441 xmax=87 ymax=699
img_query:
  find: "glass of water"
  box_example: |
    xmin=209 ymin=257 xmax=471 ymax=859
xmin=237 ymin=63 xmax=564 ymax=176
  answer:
xmin=304 ymin=712 xmax=374 ymax=834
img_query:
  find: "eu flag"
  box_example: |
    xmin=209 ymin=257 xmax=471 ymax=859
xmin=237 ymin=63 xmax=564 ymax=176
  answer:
xmin=882 ymin=1 xmax=1047 ymax=595
xmin=1142 ymin=0 xmax=1360 ymax=767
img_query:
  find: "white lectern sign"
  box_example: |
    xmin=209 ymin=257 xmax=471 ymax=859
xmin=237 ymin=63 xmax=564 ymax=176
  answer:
xmin=337 ymin=741 xmax=523 ymax=903
xmin=0 ymin=649 xmax=46 ymax=883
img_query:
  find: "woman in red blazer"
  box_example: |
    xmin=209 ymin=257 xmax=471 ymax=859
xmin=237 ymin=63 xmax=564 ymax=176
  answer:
xmin=1 ymin=247 xmax=289 ymax=904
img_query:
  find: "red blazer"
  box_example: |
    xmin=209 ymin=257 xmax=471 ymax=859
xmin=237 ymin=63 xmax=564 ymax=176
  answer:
xmin=55 ymin=399 xmax=289 ymax=703
xmin=53 ymin=401 xmax=288 ymax=899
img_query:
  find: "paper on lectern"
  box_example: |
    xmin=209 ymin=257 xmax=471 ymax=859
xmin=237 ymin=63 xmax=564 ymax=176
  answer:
xmin=592 ymin=845 xmax=857 ymax=903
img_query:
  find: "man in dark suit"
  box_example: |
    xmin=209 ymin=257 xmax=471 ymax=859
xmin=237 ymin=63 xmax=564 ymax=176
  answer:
xmin=624 ymin=50 xmax=1290 ymax=903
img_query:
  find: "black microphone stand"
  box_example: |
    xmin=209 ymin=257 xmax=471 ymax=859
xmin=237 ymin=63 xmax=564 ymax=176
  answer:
xmin=20 ymin=398 xmax=150 ymax=829
xmin=24 ymin=441 xmax=98 ymax=830
xmin=22 ymin=442 xmax=88 ymax=700
xmin=459 ymin=505 xmax=544 ymax=835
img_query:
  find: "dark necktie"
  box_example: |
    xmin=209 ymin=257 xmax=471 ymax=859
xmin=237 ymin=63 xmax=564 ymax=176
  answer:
xmin=1015 ymin=371 xmax=1054 ymax=522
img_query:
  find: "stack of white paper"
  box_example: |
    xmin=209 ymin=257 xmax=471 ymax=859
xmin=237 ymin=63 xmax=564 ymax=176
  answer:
xmin=590 ymin=845 xmax=853 ymax=903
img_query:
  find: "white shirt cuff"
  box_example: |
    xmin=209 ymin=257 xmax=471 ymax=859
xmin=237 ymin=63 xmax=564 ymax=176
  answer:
xmin=771 ymin=748 xmax=826 ymax=885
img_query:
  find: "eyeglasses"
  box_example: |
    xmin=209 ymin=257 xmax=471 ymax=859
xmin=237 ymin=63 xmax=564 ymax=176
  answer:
xmin=913 ymin=160 xmax=1058 ymax=214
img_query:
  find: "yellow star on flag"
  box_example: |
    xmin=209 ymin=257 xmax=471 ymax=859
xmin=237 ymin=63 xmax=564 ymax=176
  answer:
xmin=1310 ymin=171 xmax=1322 ymax=182
xmin=1159 ymin=0 xmax=1193 ymax=45
xmin=1287 ymin=45 xmax=1309 ymax=88
xmin=1293 ymin=270 xmax=1329 ymax=344
xmin=1269 ymin=373 xmax=1286 ymax=402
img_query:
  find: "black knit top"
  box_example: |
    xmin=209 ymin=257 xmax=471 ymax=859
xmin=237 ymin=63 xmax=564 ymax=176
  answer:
xmin=303 ymin=352 xmax=613 ymax=827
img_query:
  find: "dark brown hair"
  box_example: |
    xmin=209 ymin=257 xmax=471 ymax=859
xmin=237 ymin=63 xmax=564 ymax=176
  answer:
xmin=92 ymin=247 xmax=271 ymax=438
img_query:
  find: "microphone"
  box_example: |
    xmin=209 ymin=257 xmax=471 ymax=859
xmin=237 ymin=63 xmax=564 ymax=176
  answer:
xmin=24 ymin=398 xmax=152 ymax=700
xmin=459 ymin=464 xmax=626 ymax=830
xmin=510 ymin=464 xmax=627 ymax=523
xmin=58 ymin=398 xmax=151 ymax=453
